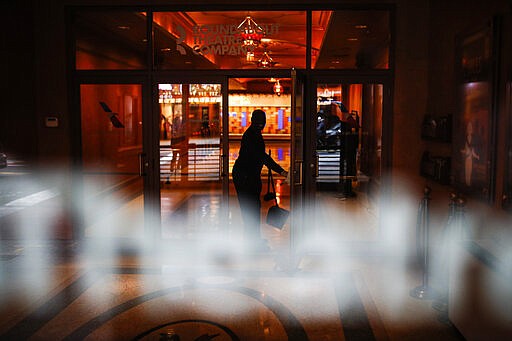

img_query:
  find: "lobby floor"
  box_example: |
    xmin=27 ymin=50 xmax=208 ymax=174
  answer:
xmin=0 ymin=186 xmax=465 ymax=341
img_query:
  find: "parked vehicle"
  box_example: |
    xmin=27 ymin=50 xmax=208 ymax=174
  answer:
xmin=0 ymin=143 xmax=7 ymax=168
xmin=316 ymin=101 xmax=350 ymax=150
xmin=317 ymin=108 xmax=343 ymax=150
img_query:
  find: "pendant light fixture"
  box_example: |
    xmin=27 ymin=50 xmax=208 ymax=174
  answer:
xmin=273 ymin=79 xmax=282 ymax=96
xmin=257 ymin=51 xmax=277 ymax=68
xmin=237 ymin=16 xmax=264 ymax=47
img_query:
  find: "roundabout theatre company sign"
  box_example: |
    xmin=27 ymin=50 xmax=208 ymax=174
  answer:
xmin=175 ymin=22 xmax=280 ymax=57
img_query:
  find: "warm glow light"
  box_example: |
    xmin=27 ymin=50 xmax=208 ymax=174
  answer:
xmin=237 ymin=16 xmax=265 ymax=47
xmin=273 ymin=80 xmax=282 ymax=96
xmin=257 ymin=51 xmax=276 ymax=68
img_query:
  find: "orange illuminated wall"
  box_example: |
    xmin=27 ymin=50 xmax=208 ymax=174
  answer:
xmin=229 ymin=106 xmax=291 ymax=135
xmin=228 ymin=93 xmax=291 ymax=135
xmin=349 ymin=84 xmax=363 ymax=116
xmin=80 ymin=84 xmax=143 ymax=174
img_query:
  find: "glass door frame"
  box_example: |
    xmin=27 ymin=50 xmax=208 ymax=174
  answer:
xmin=290 ymin=69 xmax=306 ymax=264
xmin=305 ymin=72 xmax=394 ymax=234
xmin=71 ymin=70 xmax=393 ymax=243
xmin=152 ymin=72 xmax=230 ymax=239
xmin=71 ymin=73 xmax=156 ymax=240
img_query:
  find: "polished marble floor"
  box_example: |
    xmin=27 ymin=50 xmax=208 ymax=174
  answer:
xmin=0 ymin=182 xmax=465 ymax=341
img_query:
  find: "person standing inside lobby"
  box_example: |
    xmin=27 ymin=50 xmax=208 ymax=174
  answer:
xmin=232 ymin=109 xmax=288 ymax=250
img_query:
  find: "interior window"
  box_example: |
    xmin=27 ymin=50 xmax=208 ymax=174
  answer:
xmin=153 ymin=11 xmax=306 ymax=70
xmin=75 ymin=11 xmax=148 ymax=70
xmin=312 ymin=10 xmax=390 ymax=69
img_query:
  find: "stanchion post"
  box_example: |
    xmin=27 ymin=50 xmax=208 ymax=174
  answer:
xmin=410 ymin=186 xmax=435 ymax=299
xmin=455 ymin=196 xmax=466 ymax=240
xmin=431 ymin=192 xmax=459 ymax=321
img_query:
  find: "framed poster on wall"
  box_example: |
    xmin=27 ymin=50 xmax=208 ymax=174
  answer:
xmin=452 ymin=18 xmax=500 ymax=202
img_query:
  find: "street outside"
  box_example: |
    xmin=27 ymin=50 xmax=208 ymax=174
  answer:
xmin=0 ymin=156 xmax=47 ymax=207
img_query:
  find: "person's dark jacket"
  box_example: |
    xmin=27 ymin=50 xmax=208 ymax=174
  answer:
xmin=233 ymin=125 xmax=285 ymax=178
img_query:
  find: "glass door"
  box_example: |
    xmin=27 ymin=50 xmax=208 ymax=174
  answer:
xmin=158 ymin=82 xmax=229 ymax=241
xmin=79 ymin=83 xmax=147 ymax=245
xmin=301 ymin=79 xmax=386 ymax=253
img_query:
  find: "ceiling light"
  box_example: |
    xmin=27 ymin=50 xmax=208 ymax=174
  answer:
xmin=257 ymin=51 xmax=276 ymax=68
xmin=273 ymin=79 xmax=282 ymax=96
xmin=237 ymin=16 xmax=265 ymax=47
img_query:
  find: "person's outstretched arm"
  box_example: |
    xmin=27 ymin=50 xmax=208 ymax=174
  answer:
xmin=262 ymin=153 xmax=287 ymax=177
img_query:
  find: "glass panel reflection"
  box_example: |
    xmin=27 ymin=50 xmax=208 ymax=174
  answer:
xmin=75 ymin=11 xmax=147 ymax=70
xmin=159 ymin=83 xmax=224 ymax=240
xmin=80 ymin=84 xmax=144 ymax=238
xmin=153 ymin=11 xmax=306 ymax=70
xmin=315 ymin=83 xmax=382 ymax=190
xmin=313 ymin=10 xmax=390 ymax=69
xmin=308 ymin=82 xmax=382 ymax=251
xmin=159 ymin=83 xmax=222 ymax=183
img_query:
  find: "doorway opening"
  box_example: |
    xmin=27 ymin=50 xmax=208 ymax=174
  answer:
xmin=315 ymin=83 xmax=382 ymax=194
xmin=296 ymin=81 xmax=383 ymax=255
xmin=227 ymin=77 xmax=292 ymax=249
xmin=157 ymin=78 xmax=293 ymax=247
xmin=158 ymin=82 xmax=227 ymax=240
xmin=70 ymin=7 xmax=393 ymax=263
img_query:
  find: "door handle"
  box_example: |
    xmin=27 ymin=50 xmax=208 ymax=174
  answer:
xmin=219 ymin=154 xmax=226 ymax=178
xmin=294 ymin=160 xmax=303 ymax=186
xmin=138 ymin=152 xmax=147 ymax=176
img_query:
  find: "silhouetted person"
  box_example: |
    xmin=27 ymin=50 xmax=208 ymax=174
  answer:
xmin=336 ymin=105 xmax=358 ymax=197
xmin=201 ymin=112 xmax=211 ymax=137
xmin=232 ymin=109 xmax=288 ymax=249
xmin=344 ymin=111 xmax=359 ymax=180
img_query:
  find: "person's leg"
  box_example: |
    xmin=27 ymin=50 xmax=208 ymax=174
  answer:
xmin=233 ymin=172 xmax=264 ymax=244
xmin=346 ymin=149 xmax=357 ymax=196
xmin=237 ymin=190 xmax=261 ymax=241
